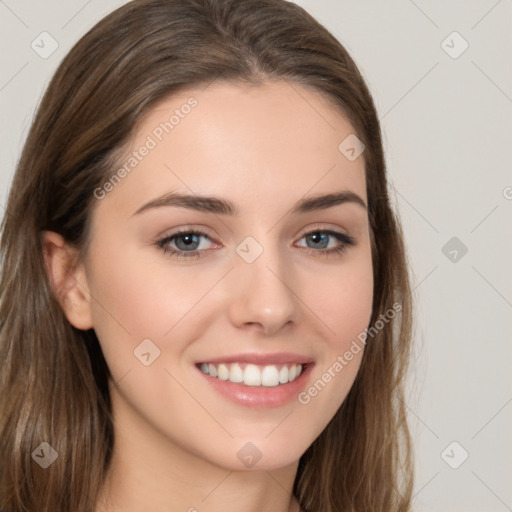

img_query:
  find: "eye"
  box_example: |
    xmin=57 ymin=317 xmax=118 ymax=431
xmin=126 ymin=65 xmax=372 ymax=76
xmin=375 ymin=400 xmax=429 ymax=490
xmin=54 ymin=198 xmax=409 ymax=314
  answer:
xmin=156 ymin=229 xmax=217 ymax=259
xmin=296 ymin=228 xmax=355 ymax=258
xmin=156 ymin=226 xmax=355 ymax=260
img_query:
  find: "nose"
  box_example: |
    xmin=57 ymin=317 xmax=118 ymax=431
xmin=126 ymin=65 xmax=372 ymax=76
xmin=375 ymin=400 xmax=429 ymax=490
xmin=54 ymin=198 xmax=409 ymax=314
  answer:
xmin=226 ymin=244 xmax=302 ymax=336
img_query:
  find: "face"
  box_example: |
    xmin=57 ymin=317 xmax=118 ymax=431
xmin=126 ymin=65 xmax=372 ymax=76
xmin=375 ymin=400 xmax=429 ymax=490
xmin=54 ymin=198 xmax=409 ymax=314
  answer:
xmin=78 ymin=80 xmax=373 ymax=471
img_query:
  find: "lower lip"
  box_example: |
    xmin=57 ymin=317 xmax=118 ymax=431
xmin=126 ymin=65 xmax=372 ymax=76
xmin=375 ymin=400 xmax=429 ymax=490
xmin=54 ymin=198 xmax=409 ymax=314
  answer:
xmin=196 ymin=364 xmax=314 ymax=408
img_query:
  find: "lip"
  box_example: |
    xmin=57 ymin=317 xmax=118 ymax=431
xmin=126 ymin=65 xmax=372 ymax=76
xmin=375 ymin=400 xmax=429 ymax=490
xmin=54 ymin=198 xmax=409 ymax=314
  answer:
xmin=196 ymin=352 xmax=315 ymax=366
xmin=195 ymin=353 xmax=315 ymax=409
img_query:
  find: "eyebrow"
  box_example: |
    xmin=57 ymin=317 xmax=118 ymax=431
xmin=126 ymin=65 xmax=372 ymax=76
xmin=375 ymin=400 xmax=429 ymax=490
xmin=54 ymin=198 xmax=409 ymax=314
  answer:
xmin=132 ymin=190 xmax=367 ymax=217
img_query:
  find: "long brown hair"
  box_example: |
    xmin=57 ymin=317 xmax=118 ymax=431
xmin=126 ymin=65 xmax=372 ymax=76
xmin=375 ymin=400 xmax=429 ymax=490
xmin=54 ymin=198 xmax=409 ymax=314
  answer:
xmin=0 ymin=0 xmax=414 ymax=510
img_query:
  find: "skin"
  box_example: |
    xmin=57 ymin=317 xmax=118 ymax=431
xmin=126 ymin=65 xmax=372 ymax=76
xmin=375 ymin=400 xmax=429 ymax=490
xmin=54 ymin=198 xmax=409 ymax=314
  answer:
xmin=43 ymin=80 xmax=374 ymax=512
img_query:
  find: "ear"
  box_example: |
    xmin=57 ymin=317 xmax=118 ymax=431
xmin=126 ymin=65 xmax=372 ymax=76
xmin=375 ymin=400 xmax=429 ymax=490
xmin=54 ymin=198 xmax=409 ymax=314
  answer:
xmin=42 ymin=230 xmax=94 ymax=330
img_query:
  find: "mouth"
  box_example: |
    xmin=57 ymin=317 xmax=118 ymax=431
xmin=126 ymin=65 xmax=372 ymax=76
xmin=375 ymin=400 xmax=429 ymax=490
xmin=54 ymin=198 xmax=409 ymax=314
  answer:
xmin=194 ymin=353 xmax=315 ymax=408
xmin=196 ymin=361 xmax=308 ymax=387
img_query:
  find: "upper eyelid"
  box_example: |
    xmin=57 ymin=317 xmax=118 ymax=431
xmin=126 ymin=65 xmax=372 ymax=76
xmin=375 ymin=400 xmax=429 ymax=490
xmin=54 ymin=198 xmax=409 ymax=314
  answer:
xmin=160 ymin=221 xmax=352 ymax=238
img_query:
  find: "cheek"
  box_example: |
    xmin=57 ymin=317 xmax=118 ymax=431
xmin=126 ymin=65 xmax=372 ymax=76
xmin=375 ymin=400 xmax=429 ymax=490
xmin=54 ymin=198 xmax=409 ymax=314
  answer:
xmin=295 ymin=246 xmax=373 ymax=406
xmin=87 ymin=238 xmax=209 ymax=337
xmin=85 ymin=234 xmax=227 ymax=387
xmin=83 ymin=239 xmax=165 ymax=367
xmin=304 ymin=249 xmax=374 ymax=351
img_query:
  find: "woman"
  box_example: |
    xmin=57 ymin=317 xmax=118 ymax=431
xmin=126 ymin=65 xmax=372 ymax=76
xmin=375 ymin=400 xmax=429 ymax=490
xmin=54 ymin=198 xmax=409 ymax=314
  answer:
xmin=0 ymin=0 xmax=414 ymax=510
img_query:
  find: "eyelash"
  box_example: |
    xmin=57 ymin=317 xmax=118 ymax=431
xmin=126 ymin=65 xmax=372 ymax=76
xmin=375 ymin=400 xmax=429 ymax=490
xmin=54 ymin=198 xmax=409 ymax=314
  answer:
xmin=156 ymin=226 xmax=355 ymax=260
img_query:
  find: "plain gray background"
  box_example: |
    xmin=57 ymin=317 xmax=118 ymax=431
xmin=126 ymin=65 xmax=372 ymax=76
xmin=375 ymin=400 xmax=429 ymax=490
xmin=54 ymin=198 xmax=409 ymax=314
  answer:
xmin=1 ymin=1 xmax=511 ymax=510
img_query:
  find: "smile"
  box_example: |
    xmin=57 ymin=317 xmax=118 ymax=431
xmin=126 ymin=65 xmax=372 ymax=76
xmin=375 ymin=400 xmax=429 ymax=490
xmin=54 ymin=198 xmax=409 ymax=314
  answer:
xmin=198 ymin=362 xmax=304 ymax=387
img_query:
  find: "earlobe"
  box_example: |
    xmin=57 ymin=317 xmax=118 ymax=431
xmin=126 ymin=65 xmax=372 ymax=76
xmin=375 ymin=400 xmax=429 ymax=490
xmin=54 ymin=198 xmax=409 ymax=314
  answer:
xmin=42 ymin=230 xmax=94 ymax=330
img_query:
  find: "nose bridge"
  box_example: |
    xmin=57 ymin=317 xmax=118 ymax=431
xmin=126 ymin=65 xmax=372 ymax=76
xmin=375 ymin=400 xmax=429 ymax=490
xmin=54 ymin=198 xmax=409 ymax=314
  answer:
xmin=227 ymin=232 xmax=300 ymax=333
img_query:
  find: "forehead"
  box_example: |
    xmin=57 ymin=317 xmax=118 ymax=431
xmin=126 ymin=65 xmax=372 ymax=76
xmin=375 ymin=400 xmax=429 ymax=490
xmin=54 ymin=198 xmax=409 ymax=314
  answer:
xmin=97 ymin=80 xmax=367 ymax=218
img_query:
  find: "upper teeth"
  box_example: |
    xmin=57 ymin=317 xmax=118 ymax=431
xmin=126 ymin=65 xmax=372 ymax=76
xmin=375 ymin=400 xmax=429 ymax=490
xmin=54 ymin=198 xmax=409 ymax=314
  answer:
xmin=199 ymin=362 xmax=303 ymax=387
